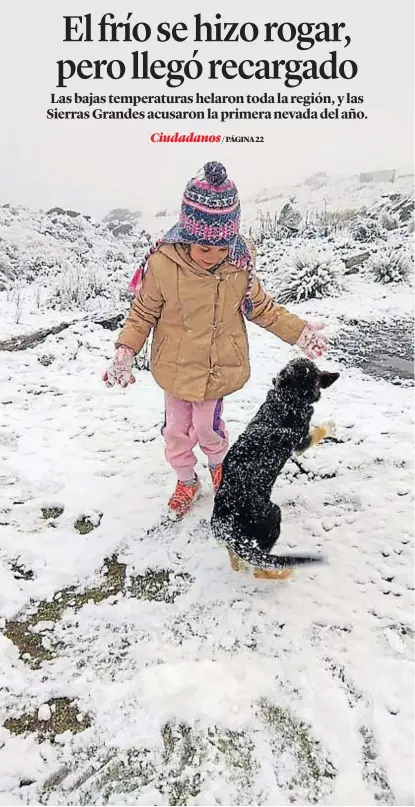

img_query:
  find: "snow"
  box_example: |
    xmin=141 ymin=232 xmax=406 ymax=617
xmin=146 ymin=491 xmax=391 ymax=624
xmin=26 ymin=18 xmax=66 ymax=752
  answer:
xmin=245 ymin=172 xmax=415 ymax=216
xmin=37 ymin=705 xmax=52 ymax=723
xmin=0 ymin=175 xmax=414 ymax=805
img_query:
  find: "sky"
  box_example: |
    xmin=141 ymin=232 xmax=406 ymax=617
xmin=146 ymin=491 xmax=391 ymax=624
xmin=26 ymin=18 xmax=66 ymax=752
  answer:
xmin=0 ymin=0 xmax=413 ymax=217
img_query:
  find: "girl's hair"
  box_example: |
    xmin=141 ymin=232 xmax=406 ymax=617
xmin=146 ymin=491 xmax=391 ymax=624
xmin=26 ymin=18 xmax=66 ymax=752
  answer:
xmin=128 ymin=239 xmax=164 ymax=295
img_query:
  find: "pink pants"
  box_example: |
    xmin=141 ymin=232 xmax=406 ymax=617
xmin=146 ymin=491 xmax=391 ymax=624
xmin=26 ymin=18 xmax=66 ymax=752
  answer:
xmin=162 ymin=393 xmax=229 ymax=481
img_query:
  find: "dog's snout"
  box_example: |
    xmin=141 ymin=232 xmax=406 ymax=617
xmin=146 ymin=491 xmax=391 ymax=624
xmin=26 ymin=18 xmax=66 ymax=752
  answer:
xmin=319 ymin=371 xmax=340 ymax=389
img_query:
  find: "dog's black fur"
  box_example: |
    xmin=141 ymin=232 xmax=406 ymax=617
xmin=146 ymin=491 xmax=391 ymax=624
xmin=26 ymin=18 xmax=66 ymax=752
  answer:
xmin=211 ymin=358 xmax=339 ymax=570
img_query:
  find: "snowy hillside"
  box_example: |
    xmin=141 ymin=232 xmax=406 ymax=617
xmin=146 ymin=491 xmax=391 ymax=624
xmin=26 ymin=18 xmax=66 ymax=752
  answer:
xmin=0 ymin=175 xmax=414 ymax=806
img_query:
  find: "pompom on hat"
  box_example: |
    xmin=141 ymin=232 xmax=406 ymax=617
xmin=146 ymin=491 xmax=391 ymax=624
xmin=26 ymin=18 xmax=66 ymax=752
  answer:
xmin=129 ymin=162 xmax=255 ymax=316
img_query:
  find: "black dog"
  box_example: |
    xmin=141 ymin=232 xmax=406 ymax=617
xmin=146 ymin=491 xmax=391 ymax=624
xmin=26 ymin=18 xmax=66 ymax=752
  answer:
xmin=211 ymin=358 xmax=339 ymax=578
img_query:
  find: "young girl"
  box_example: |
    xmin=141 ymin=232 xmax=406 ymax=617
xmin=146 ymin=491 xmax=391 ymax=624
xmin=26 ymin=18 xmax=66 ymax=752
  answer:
xmin=104 ymin=161 xmax=328 ymax=519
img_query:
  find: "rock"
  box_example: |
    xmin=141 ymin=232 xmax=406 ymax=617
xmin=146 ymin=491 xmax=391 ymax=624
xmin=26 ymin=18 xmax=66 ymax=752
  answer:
xmin=108 ymin=222 xmax=134 ymax=237
xmin=46 ymin=207 xmax=66 ymax=216
xmin=384 ymin=696 xmax=400 ymax=715
xmin=103 ymin=208 xmax=141 ymax=223
xmin=92 ymin=312 xmax=125 ymax=331
xmin=0 ymin=311 xmax=126 ymax=351
xmin=46 ymin=207 xmax=81 ymax=217
xmin=396 ymin=485 xmax=410 ymax=496
xmin=0 ymin=323 xmax=75 ymax=352
xmin=344 ymin=251 xmax=371 ymax=274
xmin=392 ymin=198 xmax=414 ymax=222
xmin=303 ymin=171 xmax=328 ymax=188
xmin=278 ymin=201 xmax=301 ymax=231
xmin=333 ymin=317 xmax=414 ymax=382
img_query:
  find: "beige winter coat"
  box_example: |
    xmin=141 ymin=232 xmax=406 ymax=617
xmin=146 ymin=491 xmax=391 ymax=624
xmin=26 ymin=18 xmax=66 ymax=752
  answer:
xmin=116 ymin=243 xmax=307 ymax=401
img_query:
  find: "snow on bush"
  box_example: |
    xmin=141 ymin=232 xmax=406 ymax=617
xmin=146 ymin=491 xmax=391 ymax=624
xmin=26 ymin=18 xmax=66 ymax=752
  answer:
xmin=349 ymin=216 xmax=383 ymax=242
xmin=367 ymin=247 xmax=413 ymax=284
xmin=0 ymin=241 xmax=18 ymax=289
xmin=0 ymin=204 xmax=153 ymax=312
xmin=379 ymin=211 xmax=399 ymax=231
xmin=49 ymin=263 xmax=110 ymax=310
xmin=254 ymin=238 xmax=290 ymax=281
xmin=274 ymin=246 xmax=343 ymax=304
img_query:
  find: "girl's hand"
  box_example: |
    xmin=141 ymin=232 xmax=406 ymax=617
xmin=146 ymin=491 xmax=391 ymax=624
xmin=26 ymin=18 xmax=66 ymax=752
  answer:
xmin=103 ymin=345 xmax=136 ymax=388
xmin=297 ymin=323 xmax=328 ymax=360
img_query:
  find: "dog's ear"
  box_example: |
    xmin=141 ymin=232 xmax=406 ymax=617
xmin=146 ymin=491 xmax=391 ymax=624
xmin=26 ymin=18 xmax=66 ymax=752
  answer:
xmin=319 ymin=371 xmax=340 ymax=389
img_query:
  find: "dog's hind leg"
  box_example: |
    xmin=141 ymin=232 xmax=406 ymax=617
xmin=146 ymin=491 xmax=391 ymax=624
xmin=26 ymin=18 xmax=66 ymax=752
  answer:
xmin=296 ymin=421 xmax=336 ymax=454
xmin=226 ymin=548 xmax=291 ymax=579
xmin=253 ymin=567 xmax=293 ymax=581
xmin=227 ymin=549 xmax=249 ymax=573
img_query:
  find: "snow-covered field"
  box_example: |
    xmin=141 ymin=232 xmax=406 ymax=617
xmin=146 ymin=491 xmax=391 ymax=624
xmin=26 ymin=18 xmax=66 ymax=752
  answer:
xmin=0 ymin=174 xmax=414 ymax=806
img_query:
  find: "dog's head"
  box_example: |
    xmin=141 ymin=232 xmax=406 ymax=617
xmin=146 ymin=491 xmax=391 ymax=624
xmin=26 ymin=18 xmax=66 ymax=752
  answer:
xmin=273 ymin=358 xmax=339 ymax=403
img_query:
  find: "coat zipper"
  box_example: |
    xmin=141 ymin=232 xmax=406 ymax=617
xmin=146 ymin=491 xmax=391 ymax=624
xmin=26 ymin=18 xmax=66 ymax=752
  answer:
xmin=209 ymin=277 xmax=220 ymax=373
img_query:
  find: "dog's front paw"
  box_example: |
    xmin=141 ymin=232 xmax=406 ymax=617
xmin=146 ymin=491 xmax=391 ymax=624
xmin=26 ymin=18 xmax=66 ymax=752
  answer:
xmin=323 ymin=419 xmax=336 ymax=438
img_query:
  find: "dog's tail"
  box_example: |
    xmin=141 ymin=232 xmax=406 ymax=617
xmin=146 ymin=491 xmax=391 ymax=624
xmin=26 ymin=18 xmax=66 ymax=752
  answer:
xmin=211 ymin=513 xmax=326 ymax=570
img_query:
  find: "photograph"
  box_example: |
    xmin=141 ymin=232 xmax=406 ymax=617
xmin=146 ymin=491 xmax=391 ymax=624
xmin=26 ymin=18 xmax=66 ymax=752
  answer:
xmin=0 ymin=1 xmax=413 ymax=805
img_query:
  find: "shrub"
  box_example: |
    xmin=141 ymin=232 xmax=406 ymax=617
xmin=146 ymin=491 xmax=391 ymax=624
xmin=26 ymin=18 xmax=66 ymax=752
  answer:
xmin=349 ymin=216 xmax=383 ymax=242
xmin=50 ymin=264 xmax=109 ymax=310
xmin=275 ymin=246 xmax=343 ymax=304
xmin=379 ymin=211 xmax=399 ymax=231
xmin=253 ymin=210 xmax=299 ymax=243
xmin=367 ymin=247 xmax=413 ymax=284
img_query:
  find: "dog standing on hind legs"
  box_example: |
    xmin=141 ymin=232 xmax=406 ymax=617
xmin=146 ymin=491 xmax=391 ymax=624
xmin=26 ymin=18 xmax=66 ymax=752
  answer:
xmin=210 ymin=358 xmax=340 ymax=579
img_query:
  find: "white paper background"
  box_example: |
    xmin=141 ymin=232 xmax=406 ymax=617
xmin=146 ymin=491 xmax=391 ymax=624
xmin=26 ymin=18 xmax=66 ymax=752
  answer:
xmin=0 ymin=0 xmax=413 ymax=215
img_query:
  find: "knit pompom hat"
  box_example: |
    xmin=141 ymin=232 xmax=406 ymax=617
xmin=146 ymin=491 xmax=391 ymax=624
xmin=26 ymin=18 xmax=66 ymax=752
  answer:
xmin=129 ymin=162 xmax=255 ymax=316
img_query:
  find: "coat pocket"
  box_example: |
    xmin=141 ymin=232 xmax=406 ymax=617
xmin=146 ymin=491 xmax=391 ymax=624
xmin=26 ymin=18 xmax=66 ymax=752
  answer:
xmin=229 ymin=335 xmax=244 ymax=366
xmin=152 ymin=335 xmax=167 ymax=364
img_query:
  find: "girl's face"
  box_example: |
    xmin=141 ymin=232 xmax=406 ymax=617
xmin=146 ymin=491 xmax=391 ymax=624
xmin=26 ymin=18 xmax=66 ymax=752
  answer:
xmin=190 ymin=244 xmax=229 ymax=270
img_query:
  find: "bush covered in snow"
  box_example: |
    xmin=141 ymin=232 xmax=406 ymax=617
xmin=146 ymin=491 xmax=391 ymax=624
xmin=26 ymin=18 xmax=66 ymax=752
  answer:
xmin=0 ymin=204 xmax=152 ymax=311
xmin=49 ymin=264 xmax=109 ymax=310
xmin=0 ymin=240 xmax=18 ymax=289
xmin=274 ymin=246 xmax=343 ymax=304
xmin=367 ymin=247 xmax=413 ymax=284
xmin=349 ymin=216 xmax=384 ymax=242
xmin=252 ymin=210 xmax=302 ymax=244
xmin=379 ymin=211 xmax=399 ymax=231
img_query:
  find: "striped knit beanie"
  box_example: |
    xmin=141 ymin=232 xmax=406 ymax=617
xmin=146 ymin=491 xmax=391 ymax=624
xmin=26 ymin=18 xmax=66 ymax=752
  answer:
xmin=129 ymin=162 xmax=255 ymax=317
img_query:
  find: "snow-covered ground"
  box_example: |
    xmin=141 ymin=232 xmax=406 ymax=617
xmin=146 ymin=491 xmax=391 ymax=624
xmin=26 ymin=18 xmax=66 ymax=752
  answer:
xmin=0 ymin=175 xmax=414 ymax=805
